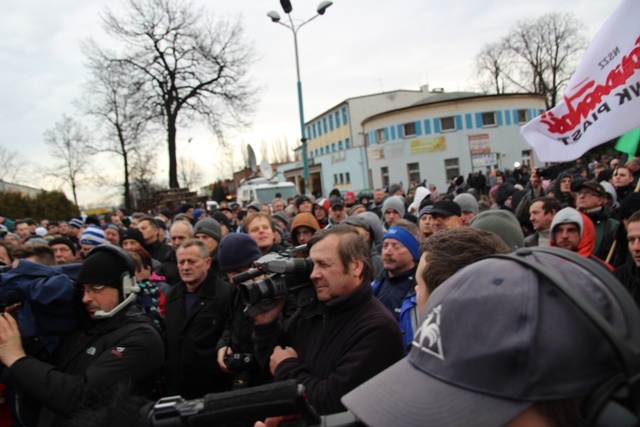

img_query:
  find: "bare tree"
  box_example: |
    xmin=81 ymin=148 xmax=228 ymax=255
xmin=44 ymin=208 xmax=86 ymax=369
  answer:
xmin=130 ymin=149 xmax=159 ymax=208
xmin=0 ymin=145 xmax=27 ymax=182
xmin=43 ymin=116 xmax=92 ymax=209
xmin=95 ymin=0 xmax=258 ymax=188
xmin=77 ymin=49 xmax=152 ymax=211
xmin=474 ymin=42 xmax=512 ymax=95
xmin=179 ymin=155 xmax=203 ymax=190
xmin=474 ymin=13 xmax=587 ymax=108
xmin=271 ymin=135 xmax=293 ymax=164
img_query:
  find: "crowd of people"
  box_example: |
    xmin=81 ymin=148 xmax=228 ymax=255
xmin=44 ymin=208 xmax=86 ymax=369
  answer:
xmin=0 ymin=153 xmax=639 ymax=426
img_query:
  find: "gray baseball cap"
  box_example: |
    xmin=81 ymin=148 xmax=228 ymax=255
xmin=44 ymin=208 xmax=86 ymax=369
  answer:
xmin=343 ymin=248 xmax=636 ymax=426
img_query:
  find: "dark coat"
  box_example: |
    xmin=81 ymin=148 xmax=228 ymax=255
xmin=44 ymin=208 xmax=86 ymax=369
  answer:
xmin=9 ymin=306 xmax=164 ymax=427
xmin=253 ymin=282 xmax=403 ymax=415
xmin=164 ymin=272 xmax=234 ymax=398
xmin=146 ymin=239 xmax=172 ymax=264
xmin=159 ymin=249 xmax=181 ymax=286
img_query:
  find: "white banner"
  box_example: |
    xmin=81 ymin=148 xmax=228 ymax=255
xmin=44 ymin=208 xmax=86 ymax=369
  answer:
xmin=520 ymin=0 xmax=640 ymax=162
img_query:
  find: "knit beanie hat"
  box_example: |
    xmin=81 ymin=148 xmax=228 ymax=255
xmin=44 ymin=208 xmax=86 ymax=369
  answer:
xmin=272 ymin=212 xmax=290 ymax=230
xmin=194 ymin=218 xmax=222 ymax=242
xmin=211 ymin=211 xmax=232 ymax=230
xmin=121 ymin=228 xmax=146 ymax=248
xmin=80 ymin=226 xmax=106 ymax=246
xmin=218 ymin=233 xmax=262 ymax=273
xmin=382 ymin=195 xmax=406 ymax=218
xmin=469 ymin=210 xmax=524 ymax=250
xmin=49 ymin=237 xmax=77 ymax=256
xmin=77 ymin=248 xmax=132 ymax=292
xmin=247 ymin=201 xmax=263 ymax=212
xmin=454 ymin=193 xmax=479 ymax=214
xmin=290 ymin=213 xmax=320 ymax=246
xmin=68 ymin=218 xmax=84 ymax=229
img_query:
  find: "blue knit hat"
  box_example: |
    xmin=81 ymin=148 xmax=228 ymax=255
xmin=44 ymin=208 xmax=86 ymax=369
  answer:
xmin=80 ymin=225 xmax=106 ymax=246
xmin=218 ymin=233 xmax=262 ymax=273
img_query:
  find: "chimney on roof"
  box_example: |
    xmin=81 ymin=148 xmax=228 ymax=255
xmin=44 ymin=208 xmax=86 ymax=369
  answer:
xmin=432 ymin=87 xmax=445 ymax=93
xmin=420 ymin=84 xmax=429 ymax=93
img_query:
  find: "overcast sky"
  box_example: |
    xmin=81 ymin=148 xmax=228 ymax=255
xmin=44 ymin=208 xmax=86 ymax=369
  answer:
xmin=0 ymin=0 xmax=620 ymax=207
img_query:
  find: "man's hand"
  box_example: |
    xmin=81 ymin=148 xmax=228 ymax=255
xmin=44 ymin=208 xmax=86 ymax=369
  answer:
xmin=217 ymin=346 xmax=232 ymax=373
xmin=269 ymin=346 xmax=298 ymax=375
xmin=0 ymin=311 xmax=26 ymax=367
xmin=251 ymin=298 xmax=286 ymax=326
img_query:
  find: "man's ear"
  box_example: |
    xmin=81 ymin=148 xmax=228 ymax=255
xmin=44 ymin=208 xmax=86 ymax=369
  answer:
xmin=351 ymin=258 xmax=364 ymax=278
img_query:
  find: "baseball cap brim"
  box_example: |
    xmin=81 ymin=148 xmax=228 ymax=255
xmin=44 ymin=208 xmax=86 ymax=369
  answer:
xmin=429 ymin=208 xmax=456 ymax=217
xmin=342 ymin=356 xmax=530 ymax=427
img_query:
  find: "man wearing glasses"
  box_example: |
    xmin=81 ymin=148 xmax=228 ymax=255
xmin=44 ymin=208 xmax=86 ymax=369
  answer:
xmin=0 ymin=246 xmax=164 ymax=426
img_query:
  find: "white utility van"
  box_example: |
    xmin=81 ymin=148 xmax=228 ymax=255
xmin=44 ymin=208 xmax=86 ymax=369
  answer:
xmin=236 ymin=177 xmax=298 ymax=207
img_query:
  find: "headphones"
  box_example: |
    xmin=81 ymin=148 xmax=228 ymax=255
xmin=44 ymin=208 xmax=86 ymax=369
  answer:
xmin=85 ymin=244 xmax=140 ymax=319
xmin=489 ymin=247 xmax=640 ymax=427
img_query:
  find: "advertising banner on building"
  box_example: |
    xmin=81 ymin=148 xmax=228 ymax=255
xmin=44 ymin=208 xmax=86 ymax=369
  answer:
xmin=468 ymin=134 xmax=491 ymax=155
xmin=471 ymin=153 xmax=498 ymax=167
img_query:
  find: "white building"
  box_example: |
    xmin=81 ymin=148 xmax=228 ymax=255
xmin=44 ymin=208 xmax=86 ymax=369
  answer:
xmin=279 ymin=87 xmax=431 ymax=195
xmin=363 ymin=91 xmax=547 ymax=193
xmin=277 ymin=88 xmax=546 ymax=197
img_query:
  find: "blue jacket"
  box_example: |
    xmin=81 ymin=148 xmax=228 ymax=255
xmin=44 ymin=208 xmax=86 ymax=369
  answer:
xmin=372 ymin=268 xmax=417 ymax=354
xmin=0 ymin=261 xmax=80 ymax=339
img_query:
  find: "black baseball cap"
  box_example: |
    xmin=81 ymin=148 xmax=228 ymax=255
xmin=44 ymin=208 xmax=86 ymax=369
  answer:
xmin=430 ymin=200 xmax=461 ymax=217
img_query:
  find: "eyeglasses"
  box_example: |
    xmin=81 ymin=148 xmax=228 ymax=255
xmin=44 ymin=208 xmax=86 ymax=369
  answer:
xmin=83 ymin=285 xmax=107 ymax=294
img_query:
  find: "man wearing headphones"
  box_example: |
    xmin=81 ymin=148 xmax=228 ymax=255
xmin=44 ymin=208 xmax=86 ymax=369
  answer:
xmin=0 ymin=246 xmax=164 ymax=427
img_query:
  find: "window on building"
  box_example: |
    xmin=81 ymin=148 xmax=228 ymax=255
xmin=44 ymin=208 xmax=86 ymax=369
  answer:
xmin=329 ymin=115 xmax=334 ymax=131
xmin=346 ymin=172 xmax=351 ymax=184
xmin=334 ymin=174 xmax=338 ymax=185
xmin=517 ymin=109 xmax=529 ymax=124
xmin=440 ymin=116 xmax=456 ymax=132
xmin=331 ymin=143 xmax=336 ymax=152
xmin=444 ymin=158 xmax=460 ymax=181
xmin=403 ymin=122 xmax=416 ymax=138
xmin=342 ymin=107 xmax=348 ymax=125
xmin=407 ymin=162 xmax=420 ymax=185
xmin=346 ymin=138 xmax=351 ymax=148
xmin=482 ymin=112 xmax=497 ymax=127
xmin=521 ymin=150 xmax=532 ymax=167
xmin=338 ymin=140 xmax=344 ymax=150
xmin=381 ymin=167 xmax=389 ymax=188
xmin=376 ymin=128 xmax=386 ymax=143
xmin=323 ymin=118 xmax=328 ymax=133
xmin=339 ymin=173 xmax=345 ymax=184
xmin=335 ymin=111 xmax=341 ymax=127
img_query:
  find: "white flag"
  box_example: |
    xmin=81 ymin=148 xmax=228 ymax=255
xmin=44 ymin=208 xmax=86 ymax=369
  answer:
xmin=520 ymin=0 xmax=640 ymax=162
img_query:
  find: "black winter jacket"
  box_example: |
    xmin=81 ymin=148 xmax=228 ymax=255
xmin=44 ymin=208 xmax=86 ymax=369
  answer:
xmin=164 ymin=272 xmax=234 ymax=398
xmin=253 ymin=282 xmax=403 ymax=415
xmin=10 ymin=306 xmax=164 ymax=427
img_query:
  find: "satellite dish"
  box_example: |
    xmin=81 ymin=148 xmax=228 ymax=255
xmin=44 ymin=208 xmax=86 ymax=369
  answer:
xmin=247 ymin=145 xmax=258 ymax=176
xmin=260 ymin=158 xmax=275 ymax=180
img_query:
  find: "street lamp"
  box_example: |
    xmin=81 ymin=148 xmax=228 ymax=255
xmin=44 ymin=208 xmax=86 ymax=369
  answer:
xmin=267 ymin=0 xmax=333 ymax=195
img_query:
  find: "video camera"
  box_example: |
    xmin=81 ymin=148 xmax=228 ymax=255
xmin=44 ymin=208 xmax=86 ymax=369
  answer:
xmin=231 ymin=248 xmax=315 ymax=308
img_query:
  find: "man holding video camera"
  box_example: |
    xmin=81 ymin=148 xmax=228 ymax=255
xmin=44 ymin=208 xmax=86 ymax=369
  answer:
xmin=251 ymin=224 xmax=404 ymax=415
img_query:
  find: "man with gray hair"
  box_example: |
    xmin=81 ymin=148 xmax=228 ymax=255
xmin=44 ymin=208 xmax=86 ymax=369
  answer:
xmin=164 ymin=238 xmax=234 ymax=398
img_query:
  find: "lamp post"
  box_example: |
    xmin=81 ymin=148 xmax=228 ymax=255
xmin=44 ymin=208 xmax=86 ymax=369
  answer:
xmin=267 ymin=0 xmax=333 ymax=196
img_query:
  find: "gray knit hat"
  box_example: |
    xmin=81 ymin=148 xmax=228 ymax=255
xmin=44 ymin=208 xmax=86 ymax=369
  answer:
xmin=382 ymin=195 xmax=406 ymax=218
xmin=469 ymin=210 xmax=524 ymax=250
xmin=454 ymin=193 xmax=479 ymax=214
xmin=194 ymin=218 xmax=222 ymax=242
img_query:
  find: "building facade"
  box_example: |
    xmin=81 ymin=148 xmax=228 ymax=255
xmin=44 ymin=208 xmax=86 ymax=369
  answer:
xmin=279 ymin=87 xmax=431 ymax=195
xmin=363 ymin=92 xmax=546 ymax=193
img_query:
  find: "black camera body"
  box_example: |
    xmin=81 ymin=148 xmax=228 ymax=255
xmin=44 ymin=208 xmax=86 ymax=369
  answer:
xmin=231 ymin=250 xmax=315 ymax=307
xmin=223 ymin=352 xmax=253 ymax=372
